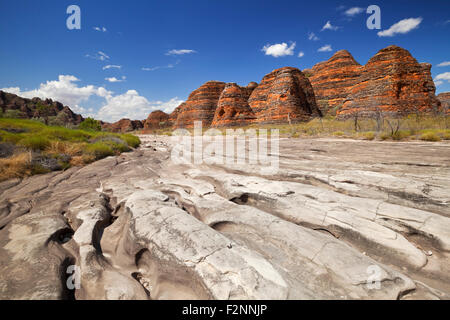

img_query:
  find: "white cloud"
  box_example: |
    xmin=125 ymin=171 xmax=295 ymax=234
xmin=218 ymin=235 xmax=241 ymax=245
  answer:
xmin=321 ymin=21 xmax=339 ymax=31
xmin=142 ymin=60 xmax=180 ymax=71
xmin=94 ymin=27 xmax=107 ymax=32
xmin=308 ymin=32 xmax=319 ymax=41
xmin=435 ymin=72 xmax=450 ymax=81
xmin=86 ymin=51 xmax=110 ymax=61
xmin=437 ymin=61 xmax=450 ymax=67
xmin=1 ymin=75 xmax=112 ymax=111
xmin=103 ymin=65 xmax=122 ymax=70
xmin=298 ymin=51 xmax=305 ymax=58
xmin=262 ymin=42 xmax=296 ymax=57
xmin=166 ymin=49 xmax=196 ymax=56
xmin=1 ymin=75 xmax=182 ymax=122
xmin=96 ymin=90 xmax=184 ymax=122
xmin=344 ymin=7 xmax=364 ymax=16
xmin=377 ymin=17 xmax=422 ymax=37
xmin=435 ymin=80 xmax=444 ymax=86
xmin=105 ymin=76 xmax=126 ymax=83
xmin=318 ymin=45 xmax=333 ymax=52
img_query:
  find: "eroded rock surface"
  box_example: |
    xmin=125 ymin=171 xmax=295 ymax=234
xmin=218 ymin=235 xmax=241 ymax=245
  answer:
xmin=0 ymin=136 xmax=449 ymax=300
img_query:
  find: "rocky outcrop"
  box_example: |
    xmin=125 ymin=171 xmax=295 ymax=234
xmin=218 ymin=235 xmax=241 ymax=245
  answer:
xmin=211 ymin=83 xmax=256 ymax=127
xmin=248 ymin=67 xmax=321 ymax=123
xmin=102 ymin=119 xmax=143 ymax=133
xmin=0 ymin=90 xmax=83 ymax=125
xmin=0 ymin=136 xmax=449 ymax=300
xmin=174 ymin=81 xmax=226 ymax=128
xmin=437 ymin=92 xmax=450 ymax=114
xmin=303 ymin=50 xmax=362 ymax=115
xmin=143 ymin=111 xmax=171 ymax=130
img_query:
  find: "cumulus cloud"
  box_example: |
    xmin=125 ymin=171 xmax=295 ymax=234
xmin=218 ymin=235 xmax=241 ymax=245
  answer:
xmin=437 ymin=61 xmax=450 ymax=67
xmin=435 ymin=80 xmax=444 ymax=86
xmin=298 ymin=51 xmax=305 ymax=58
xmin=378 ymin=17 xmax=422 ymax=37
xmin=318 ymin=45 xmax=333 ymax=52
xmin=96 ymin=90 xmax=184 ymax=122
xmin=321 ymin=21 xmax=339 ymax=31
xmin=166 ymin=49 xmax=196 ymax=56
xmin=105 ymin=76 xmax=126 ymax=83
xmin=344 ymin=7 xmax=364 ymax=16
xmin=1 ymin=75 xmax=112 ymax=110
xmin=103 ymin=65 xmax=121 ymax=70
xmin=94 ymin=27 xmax=107 ymax=32
xmin=262 ymin=42 xmax=296 ymax=57
xmin=308 ymin=32 xmax=319 ymax=41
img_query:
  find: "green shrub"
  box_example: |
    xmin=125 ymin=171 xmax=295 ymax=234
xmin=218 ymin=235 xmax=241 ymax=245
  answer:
xmin=0 ymin=130 xmax=23 ymax=144
xmin=121 ymin=134 xmax=141 ymax=148
xmin=391 ymin=130 xmax=411 ymax=141
xmin=443 ymin=131 xmax=450 ymax=140
xmin=79 ymin=118 xmax=102 ymax=131
xmin=18 ymin=136 xmax=51 ymax=150
xmin=3 ymin=109 xmax=24 ymax=119
xmin=333 ymin=131 xmax=345 ymax=137
xmin=84 ymin=142 xmax=114 ymax=159
xmin=361 ymin=132 xmax=375 ymax=140
xmin=420 ymin=132 xmax=441 ymax=142
xmin=380 ymin=132 xmax=390 ymax=141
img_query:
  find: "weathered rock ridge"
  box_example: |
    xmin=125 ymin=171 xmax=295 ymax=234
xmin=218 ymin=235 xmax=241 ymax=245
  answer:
xmin=0 ymin=136 xmax=449 ymax=300
xmin=0 ymin=90 xmax=83 ymax=125
xmin=306 ymin=46 xmax=442 ymax=118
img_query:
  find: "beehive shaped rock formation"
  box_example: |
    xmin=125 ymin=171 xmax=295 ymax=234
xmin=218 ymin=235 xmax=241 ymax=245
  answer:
xmin=248 ymin=67 xmax=321 ymax=124
xmin=173 ymin=81 xmax=226 ymax=128
xmin=303 ymin=50 xmax=362 ymax=114
xmin=211 ymin=83 xmax=256 ymax=127
xmin=143 ymin=110 xmax=171 ymax=130
xmin=102 ymin=119 xmax=144 ymax=133
xmin=306 ymin=46 xmax=441 ymax=118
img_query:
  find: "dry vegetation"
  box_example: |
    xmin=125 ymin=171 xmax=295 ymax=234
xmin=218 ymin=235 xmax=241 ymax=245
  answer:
xmin=0 ymin=118 xmax=141 ymax=181
xmin=143 ymin=115 xmax=450 ymax=142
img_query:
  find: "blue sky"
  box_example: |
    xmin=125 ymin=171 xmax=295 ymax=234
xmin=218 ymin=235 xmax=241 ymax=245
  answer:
xmin=0 ymin=0 xmax=449 ymax=121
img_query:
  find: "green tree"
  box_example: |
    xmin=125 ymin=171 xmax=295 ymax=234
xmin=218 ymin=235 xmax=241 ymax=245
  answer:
xmin=79 ymin=117 xmax=102 ymax=131
xmin=36 ymin=102 xmax=52 ymax=125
